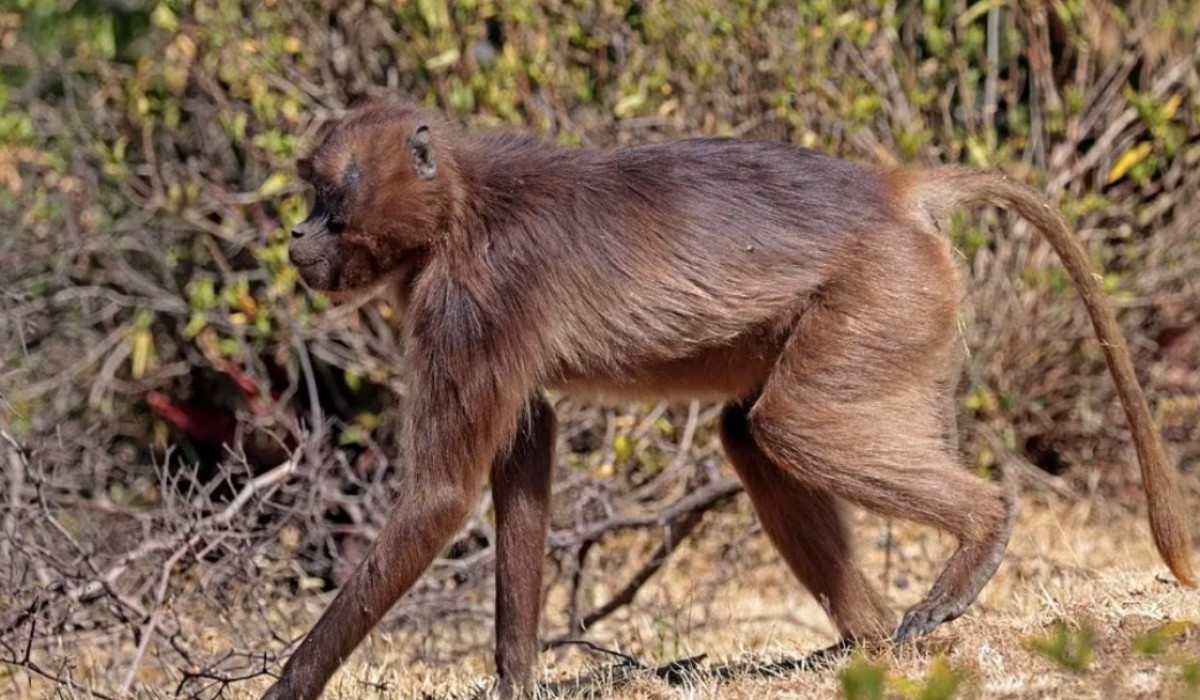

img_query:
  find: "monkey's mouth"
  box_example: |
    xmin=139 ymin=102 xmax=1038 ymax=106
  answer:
xmin=291 ymin=255 xmax=342 ymax=292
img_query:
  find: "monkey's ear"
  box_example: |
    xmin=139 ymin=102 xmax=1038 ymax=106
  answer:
xmin=409 ymin=125 xmax=437 ymax=180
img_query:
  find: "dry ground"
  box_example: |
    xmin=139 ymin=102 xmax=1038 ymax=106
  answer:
xmin=7 ymin=489 xmax=1200 ymax=700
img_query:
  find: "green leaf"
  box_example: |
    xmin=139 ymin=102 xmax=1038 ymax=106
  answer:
xmin=841 ymin=652 xmax=887 ymax=700
xmin=1025 ymin=622 xmax=1094 ymax=672
xmin=152 ymin=3 xmax=179 ymax=32
xmin=917 ymin=656 xmax=962 ymax=700
xmin=258 ymin=172 xmax=291 ymax=197
xmin=612 ymin=434 xmax=634 ymax=464
xmin=95 ymin=15 xmax=116 ymax=60
xmin=182 ymin=313 xmax=207 ymax=340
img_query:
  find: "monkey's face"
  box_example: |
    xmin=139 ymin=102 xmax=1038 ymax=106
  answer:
xmin=290 ymin=107 xmax=448 ymax=294
xmin=288 ymin=176 xmax=362 ymax=292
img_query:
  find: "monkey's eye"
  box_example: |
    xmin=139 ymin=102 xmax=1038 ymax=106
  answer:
xmin=327 ymin=214 xmax=346 ymax=234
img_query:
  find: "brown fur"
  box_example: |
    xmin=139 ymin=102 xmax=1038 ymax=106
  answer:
xmin=263 ymin=99 xmax=1194 ymax=700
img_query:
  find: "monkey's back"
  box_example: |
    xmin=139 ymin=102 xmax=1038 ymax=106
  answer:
xmin=458 ymin=134 xmax=903 ymax=400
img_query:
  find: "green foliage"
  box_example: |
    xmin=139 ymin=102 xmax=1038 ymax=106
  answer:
xmin=887 ymin=656 xmax=965 ymax=700
xmin=1133 ymin=620 xmax=1197 ymax=657
xmin=841 ymin=652 xmax=888 ymax=700
xmin=338 ymin=411 xmax=382 ymax=446
xmin=1025 ymin=622 xmax=1095 ymax=672
xmin=913 ymin=658 xmax=963 ymax=700
xmin=1182 ymin=659 xmax=1200 ymax=695
xmin=1126 ymin=620 xmax=1200 ymax=697
xmin=949 ymin=210 xmax=988 ymax=262
xmin=841 ymin=652 xmax=967 ymax=700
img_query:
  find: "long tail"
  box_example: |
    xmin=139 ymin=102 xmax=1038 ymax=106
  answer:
xmin=905 ymin=165 xmax=1196 ymax=587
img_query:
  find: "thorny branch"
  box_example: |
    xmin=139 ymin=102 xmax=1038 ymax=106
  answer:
xmin=2 ymin=415 xmax=742 ymax=699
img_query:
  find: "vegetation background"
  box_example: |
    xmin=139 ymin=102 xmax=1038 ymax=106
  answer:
xmin=1 ymin=0 xmax=1199 ymax=698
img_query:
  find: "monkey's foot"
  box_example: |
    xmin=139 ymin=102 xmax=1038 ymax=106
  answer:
xmin=893 ymin=592 xmax=968 ymax=643
xmin=892 ymin=534 xmax=1011 ymax=643
xmin=895 ymin=477 xmax=1016 ymax=644
xmin=892 ymin=543 xmax=1005 ymax=643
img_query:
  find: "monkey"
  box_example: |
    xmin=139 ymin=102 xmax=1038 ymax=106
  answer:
xmin=262 ymin=99 xmax=1195 ymax=700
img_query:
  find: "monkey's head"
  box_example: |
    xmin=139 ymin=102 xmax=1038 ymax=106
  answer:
xmin=289 ymin=101 xmax=460 ymax=293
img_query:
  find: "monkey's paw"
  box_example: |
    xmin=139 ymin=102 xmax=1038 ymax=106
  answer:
xmin=893 ymin=597 xmax=965 ymax=644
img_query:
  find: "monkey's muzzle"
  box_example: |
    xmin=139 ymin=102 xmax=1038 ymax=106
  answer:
xmin=289 ymin=245 xmax=340 ymax=292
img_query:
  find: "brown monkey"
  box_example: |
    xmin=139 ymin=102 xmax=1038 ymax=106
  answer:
xmin=264 ymin=99 xmax=1194 ymax=700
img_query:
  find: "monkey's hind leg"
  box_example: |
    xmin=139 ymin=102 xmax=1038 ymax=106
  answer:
xmin=492 ymin=395 xmax=557 ymax=699
xmin=720 ymin=400 xmax=895 ymax=642
xmin=747 ymin=230 xmax=1017 ymax=644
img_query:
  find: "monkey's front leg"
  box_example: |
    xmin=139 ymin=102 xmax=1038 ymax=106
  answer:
xmin=492 ymin=396 xmax=557 ymax=698
xmin=260 ymin=417 xmax=503 ymax=700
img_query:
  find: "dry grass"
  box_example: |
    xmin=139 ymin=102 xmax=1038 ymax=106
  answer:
xmin=3 ymin=3 xmax=1199 ymax=699
xmin=10 ymin=486 xmax=1197 ymax=700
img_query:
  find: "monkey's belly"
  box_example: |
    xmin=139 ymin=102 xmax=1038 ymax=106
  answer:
xmin=550 ymin=340 xmax=781 ymax=403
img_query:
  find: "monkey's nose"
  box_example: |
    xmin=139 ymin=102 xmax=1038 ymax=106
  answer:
xmin=291 ymin=228 xmax=304 ymax=239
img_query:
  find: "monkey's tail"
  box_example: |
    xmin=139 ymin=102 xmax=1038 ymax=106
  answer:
xmin=908 ymin=164 xmax=1196 ymax=588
